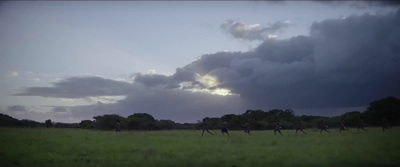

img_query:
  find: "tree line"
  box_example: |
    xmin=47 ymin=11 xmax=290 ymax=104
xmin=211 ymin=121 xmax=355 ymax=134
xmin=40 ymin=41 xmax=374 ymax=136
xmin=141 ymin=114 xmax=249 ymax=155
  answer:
xmin=0 ymin=114 xmax=79 ymax=128
xmin=80 ymin=113 xmax=194 ymax=130
xmin=211 ymin=96 xmax=399 ymax=130
xmin=1 ymin=96 xmax=399 ymax=130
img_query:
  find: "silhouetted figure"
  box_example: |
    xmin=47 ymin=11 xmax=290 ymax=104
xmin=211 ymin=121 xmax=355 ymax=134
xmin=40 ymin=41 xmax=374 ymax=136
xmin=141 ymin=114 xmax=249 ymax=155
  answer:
xmin=320 ymin=120 xmax=330 ymax=134
xmin=274 ymin=120 xmax=282 ymax=135
xmin=201 ymin=121 xmax=214 ymax=136
xmin=357 ymin=120 xmax=368 ymax=132
xmin=295 ymin=120 xmax=307 ymax=135
xmin=115 ymin=120 xmax=121 ymax=133
xmin=221 ymin=121 xmax=229 ymax=136
xmin=382 ymin=119 xmax=391 ymax=132
xmin=339 ymin=120 xmax=348 ymax=133
xmin=243 ymin=122 xmax=251 ymax=135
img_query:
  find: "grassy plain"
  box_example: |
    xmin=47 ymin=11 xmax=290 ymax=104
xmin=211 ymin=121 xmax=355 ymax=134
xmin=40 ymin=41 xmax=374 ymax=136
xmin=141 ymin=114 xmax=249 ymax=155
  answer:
xmin=0 ymin=127 xmax=399 ymax=167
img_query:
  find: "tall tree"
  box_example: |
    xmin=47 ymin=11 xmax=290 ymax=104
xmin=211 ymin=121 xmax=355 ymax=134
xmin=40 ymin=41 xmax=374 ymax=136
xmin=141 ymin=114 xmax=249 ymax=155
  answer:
xmin=127 ymin=113 xmax=156 ymax=130
xmin=45 ymin=119 xmax=52 ymax=128
xmin=364 ymin=96 xmax=400 ymax=125
xmin=93 ymin=114 xmax=125 ymax=130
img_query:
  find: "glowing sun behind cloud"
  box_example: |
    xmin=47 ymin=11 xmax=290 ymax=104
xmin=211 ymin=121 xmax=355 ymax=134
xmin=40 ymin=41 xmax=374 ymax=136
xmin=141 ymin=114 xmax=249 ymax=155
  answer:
xmin=194 ymin=74 xmax=234 ymax=96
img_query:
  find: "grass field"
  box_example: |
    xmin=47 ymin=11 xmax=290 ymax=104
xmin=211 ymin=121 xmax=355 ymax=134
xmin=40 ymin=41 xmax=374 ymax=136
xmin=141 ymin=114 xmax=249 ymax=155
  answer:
xmin=0 ymin=127 xmax=399 ymax=167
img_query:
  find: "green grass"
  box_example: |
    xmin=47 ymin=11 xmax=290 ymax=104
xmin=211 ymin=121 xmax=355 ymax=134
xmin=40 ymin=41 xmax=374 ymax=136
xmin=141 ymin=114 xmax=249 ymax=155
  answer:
xmin=0 ymin=127 xmax=399 ymax=167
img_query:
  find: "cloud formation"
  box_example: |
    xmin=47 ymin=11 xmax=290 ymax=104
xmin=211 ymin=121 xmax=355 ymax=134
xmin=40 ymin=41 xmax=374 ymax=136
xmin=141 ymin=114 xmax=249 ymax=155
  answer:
xmin=220 ymin=20 xmax=293 ymax=41
xmin=14 ymin=76 xmax=134 ymax=98
xmin=7 ymin=105 xmax=27 ymax=112
xmin=13 ymin=10 xmax=400 ymax=122
xmin=52 ymin=107 xmax=67 ymax=113
xmin=317 ymin=1 xmax=400 ymax=9
xmin=136 ymin=10 xmax=400 ymax=110
xmin=69 ymin=88 xmax=246 ymax=123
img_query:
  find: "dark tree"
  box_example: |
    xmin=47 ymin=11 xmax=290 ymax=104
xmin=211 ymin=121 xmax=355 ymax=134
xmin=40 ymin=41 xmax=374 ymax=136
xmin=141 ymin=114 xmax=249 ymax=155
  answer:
xmin=364 ymin=96 xmax=400 ymax=125
xmin=221 ymin=114 xmax=236 ymax=122
xmin=0 ymin=113 xmax=20 ymax=127
xmin=93 ymin=114 xmax=126 ymax=130
xmin=340 ymin=111 xmax=363 ymax=127
xmin=229 ymin=115 xmax=246 ymax=130
xmin=79 ymin=120 xmax=94 ymax=129
xmin=45 ymin=119 xmax=52 ymax=128
xmin=127 ymin=113 xmax=156 ymax=130
xmin=155 ymin=120 xmax=175 ymax=130
xmin=20 ymin=119 xmax=42 ymax=127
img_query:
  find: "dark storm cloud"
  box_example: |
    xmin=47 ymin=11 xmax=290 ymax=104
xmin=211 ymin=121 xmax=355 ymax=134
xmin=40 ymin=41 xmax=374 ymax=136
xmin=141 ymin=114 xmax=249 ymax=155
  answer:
xmin=254 ymin=35 xmax=314 ymax=63
xmin=183 ymin=51 xmax=244 ymax=75
xmin=136 ymin=10 xmax=400 ymax=111
xmin=7 ymin=105 xmax=27 ymax=112
xmin=132 ymin=68 xmax=199 ymax=89
xmin=133 ymin=73 xmax=171 ymax=88
xmin=132 ymin=67 xmax=217 ymax=90
xmin=220 ymin=20 xmax=293 ymax=41
xmin=378 ymin=1 xmax=400 ymax=7
xmin=215 ymin=10 xmax=399 ymax=109
xmin=316 ymin=1 xmax=400 ymax=9
xmin=14 ymin=76 xmax=134 ymax=98
xmin=52 ymin=106 xmax=67 ymax=112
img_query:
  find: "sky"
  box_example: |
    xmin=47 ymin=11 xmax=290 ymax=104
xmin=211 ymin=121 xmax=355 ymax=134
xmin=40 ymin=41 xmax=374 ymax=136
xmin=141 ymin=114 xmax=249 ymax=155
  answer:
xmin=1 ymin=1 xmax=400 ymax=123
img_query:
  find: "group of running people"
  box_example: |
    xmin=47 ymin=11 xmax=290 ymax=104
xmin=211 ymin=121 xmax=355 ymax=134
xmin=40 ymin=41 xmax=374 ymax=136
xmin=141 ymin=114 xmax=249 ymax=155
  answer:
xmin=199 ymin=119 xmax=392 ymax=136
xmin=320 ymin=119 xmax=387 ymax=134
xmin=202 ymin=121 xmax=232 ymax=136
xmin=114 ymin=119 xmax=391 ymax=135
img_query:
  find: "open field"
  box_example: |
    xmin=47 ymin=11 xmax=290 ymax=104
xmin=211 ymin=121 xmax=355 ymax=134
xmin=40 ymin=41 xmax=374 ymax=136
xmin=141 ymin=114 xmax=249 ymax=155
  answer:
xmin=0 ymin=127 xmax=399 ymax=167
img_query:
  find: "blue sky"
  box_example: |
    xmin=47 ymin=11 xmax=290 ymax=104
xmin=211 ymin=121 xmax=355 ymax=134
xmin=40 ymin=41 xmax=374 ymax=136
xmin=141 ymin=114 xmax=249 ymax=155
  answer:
xmin=1 ymin=1 xmax=399 ymax=123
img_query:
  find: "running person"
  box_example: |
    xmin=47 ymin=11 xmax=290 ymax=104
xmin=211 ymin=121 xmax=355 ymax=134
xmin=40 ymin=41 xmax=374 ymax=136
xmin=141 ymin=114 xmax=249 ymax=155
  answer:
xmin=201 ymin=121 xmax=214 ymax=136
xmin=115 ymin=120 xmax=121 ymax=133
xmin=221 ymin=121 xmax=229 ymax=136
xmin=320 ymin=120 xmax=330 ymax=134
xmin=339 ymin=120 xmax=348 ymax=133
xmin=357 ymin=120 xmax=368 ymax=132
xmin=243 ymin=122 xmax=251 ymax=135
xmin=295 ymin=120 xmax=307 ymax=135
xmin=274 ymin=120 xmax=283 ymax=135
xmin=382 ymin=119 xmax=390 ymax=132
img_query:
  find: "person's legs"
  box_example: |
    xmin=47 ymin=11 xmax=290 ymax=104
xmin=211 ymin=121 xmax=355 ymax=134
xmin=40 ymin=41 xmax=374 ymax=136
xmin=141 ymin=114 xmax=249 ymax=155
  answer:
xmin=221 ymin=128 xmax=228 ymax=135
xmin=244 ymin=128 xmax=250 ymax=135
xmin=383 ymin=125 xmax=389 ymax=132
xmin=325 ymin=128 xmax=330 ymax=133
xmin=301 ymin=129 xmax=307 ymax=134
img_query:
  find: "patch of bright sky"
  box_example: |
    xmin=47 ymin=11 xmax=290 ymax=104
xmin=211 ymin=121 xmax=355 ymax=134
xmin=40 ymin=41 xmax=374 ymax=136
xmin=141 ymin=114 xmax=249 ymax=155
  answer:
xmin=0 ymin=1 xmax=395 ymax=115
xmin=194 ymin=74 xmax=234 ymax=96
